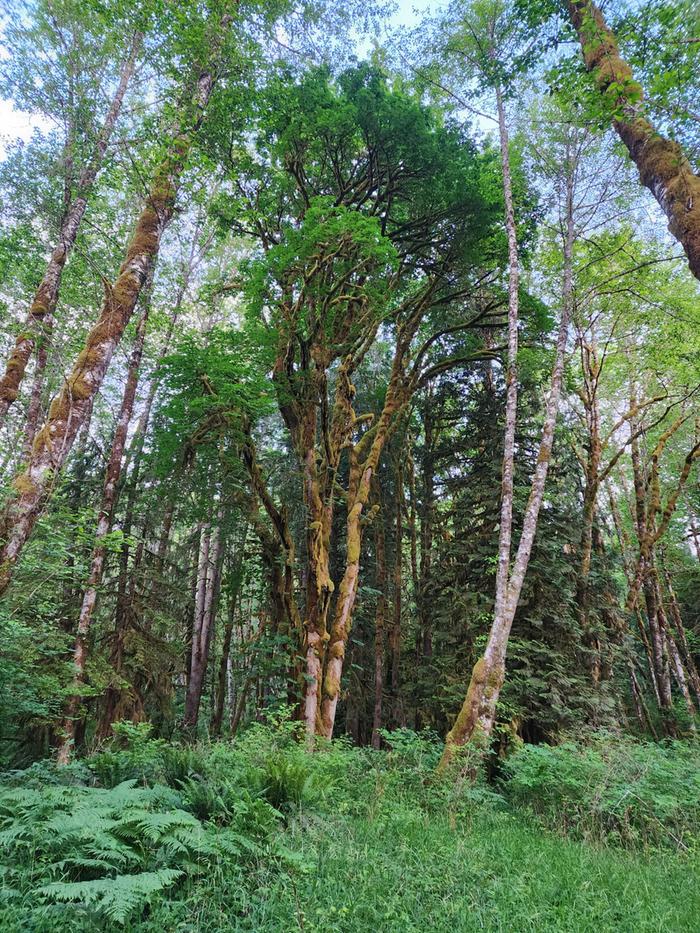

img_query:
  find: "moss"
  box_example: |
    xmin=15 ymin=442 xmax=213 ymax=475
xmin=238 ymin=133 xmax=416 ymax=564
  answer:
xmin=67 ymin=377 xmax=93 ymax=401
xmin=12 ymin=473 xmax=37 ymax=497
xmin=28 ymin=298 xmax=51 ymax=319
xmin=570 ymin=0 xmax=700 ymax=280
xmin=112 ymin=272 xmax=143 ymax=311
xmin=47 ymin=391 xmax=73 ymax=424
xmin=73 ymin=347 xmax=103 ymax=371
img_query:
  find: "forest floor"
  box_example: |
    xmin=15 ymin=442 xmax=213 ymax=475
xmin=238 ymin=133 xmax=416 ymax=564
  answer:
xmin=183 ymin=802 xmax=700 ymax=932
xmin=1 ymin=726 xmax=699 ymax=931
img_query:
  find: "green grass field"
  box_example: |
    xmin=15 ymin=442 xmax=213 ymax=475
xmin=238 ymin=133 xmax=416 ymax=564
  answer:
xmin=2 ymin=728 xmax=699 ymax=931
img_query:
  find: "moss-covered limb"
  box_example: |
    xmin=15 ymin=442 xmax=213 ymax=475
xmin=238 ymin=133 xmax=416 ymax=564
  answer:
xmin=568 ymin=0 xmax=700 ymax=281
xmin=0 ymin=32 xmax=142 ymax=426
xmin=0 ymin=18 xmax=232 ymax=598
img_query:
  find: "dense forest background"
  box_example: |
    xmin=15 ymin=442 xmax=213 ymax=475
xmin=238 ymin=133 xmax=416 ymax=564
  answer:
xmin=0 ymin=0 xmax=699 ymax=928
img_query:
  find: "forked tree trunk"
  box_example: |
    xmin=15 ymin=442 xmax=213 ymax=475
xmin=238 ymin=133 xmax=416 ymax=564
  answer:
xmin=301 ymin=430 xmax=335 ymax=739
xmin=0 ymin=32 xmax=142 ymax=425
xmin=0 ymin=18 xmax=231 ymax=596
xmin=56 ymin=298 xmax=150 ymax=765
xmin=319 ymin=367 xmax=407 ymax=739
xmin=439 ymin=140 xmax=574 ymax=770
xmin=568 ymin=0 xmax=700 ymax=282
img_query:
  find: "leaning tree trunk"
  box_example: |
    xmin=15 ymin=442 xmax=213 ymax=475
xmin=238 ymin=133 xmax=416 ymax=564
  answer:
xmin=439 ymin=144 xmax=574 ymax=770
xmin=568 ymin=0 xmax=700 ymax=282
xmin=0 ymin=27 xmax=229 ymax=596
xmin=438 ymin=83 xmax=522 ymax=768
xmin=0 ymin=32 xmax=142 ymax=425
xmin=56 ymin=296 xmax=150 ymax=765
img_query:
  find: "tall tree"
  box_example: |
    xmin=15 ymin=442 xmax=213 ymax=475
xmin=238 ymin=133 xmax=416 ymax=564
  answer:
xmin=0 ymin=3 xmax=237 ymax=595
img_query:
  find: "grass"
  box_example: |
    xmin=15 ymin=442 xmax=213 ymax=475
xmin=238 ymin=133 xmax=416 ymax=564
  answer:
xmin=2 ymin=725 xmax=699 ymax=931
xmin=147 ymin=806 xmax=700 ymax=932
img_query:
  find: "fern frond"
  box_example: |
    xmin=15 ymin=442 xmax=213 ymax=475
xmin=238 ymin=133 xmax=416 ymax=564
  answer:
xmin=39 ymin=868 xmax=183 ymax=925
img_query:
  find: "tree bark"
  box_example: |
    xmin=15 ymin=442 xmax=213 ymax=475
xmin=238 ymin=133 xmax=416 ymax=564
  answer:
xmin=568 ymin=0 xmax=700 ymax=282
xmin=56 ymin=296 xmax=150 ymax=764
xmin=417 ymin=408 xmax=435 ymax=661
xmin=439 ymin=134 xmax=574 ymax=769
xmin=184 ymin=519 xmax=224 ymax=730
xmin=663 ymin=564 xmax=700 ymax=707
xmin=0 ymin=32 xmax=142 ymax=424
xmin=0 ymin=17 xmax=231 ymax=596
xmin=390 ymin=456 xmax=404 ymax=725
xmin=371 ymin=480 xmax=387 ymax=749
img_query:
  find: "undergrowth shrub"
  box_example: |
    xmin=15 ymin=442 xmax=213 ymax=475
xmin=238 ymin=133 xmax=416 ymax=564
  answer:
xmin=502 ymin=734 xmax=700 ymax=851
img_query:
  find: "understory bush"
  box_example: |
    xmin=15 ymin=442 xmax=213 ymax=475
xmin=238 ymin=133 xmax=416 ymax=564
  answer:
xmin=502 ymin=734 xmax=700 ymax=850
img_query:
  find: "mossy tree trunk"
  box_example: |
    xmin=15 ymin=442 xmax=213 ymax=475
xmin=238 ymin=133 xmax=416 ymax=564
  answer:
xmin=319 ymin=361 xmax=409 ymax=739
xmin=371 ymin=478 xmax=387 ymax=750
xmin=0 ymin=31 xmax=142 ymax=426
xmin=568 ymin=0 xmax=700 ymax=283
xmin=390 ymin=452 xmax=404 ymax=726
xmin=0 ymin=22 xmax=231 ymax=597
xmin=56 ymin=295 xmax=151 ymax=765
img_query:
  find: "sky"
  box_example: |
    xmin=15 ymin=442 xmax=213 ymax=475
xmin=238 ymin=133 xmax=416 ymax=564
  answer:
xmin=0 ymin=1 xmax=436 ymax=156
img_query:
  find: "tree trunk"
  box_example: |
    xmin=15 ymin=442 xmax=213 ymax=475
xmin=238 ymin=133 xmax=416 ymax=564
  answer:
xmin=319 ymin=373 xmax=406 ymax=739
xmin=568 ymin=0 xmax=700 ymax=282
xmin=301 ymin=433 xmax=335 ymax=739
xmin=56 ymin=297 xmax=150 ymax=764
xmin=418 ymin=410 xmax=435 ymax=660
xmin=390 ymin=457 xmax=404 ymax=725
xmin=0 ymin=32 xmax=142 ymax=424
xmin=371 ymin=481 xmax=387 ymax=749
xmin=0 ymin=20 xmax=230 ymax=595
xmin=439 ymin=134 xmax=574 ymax=769
xmin=212 ymin=594 xmax=237 ymax=737
xmin=21 ymin=313 xmax=53 ymax=459
xmin=184 ymin=520 xmax=224 ymax=730
xmin=438 ymin=84 xmax=521 ymax=766
xmin=663 ymin=564 xmax=700 ymax=707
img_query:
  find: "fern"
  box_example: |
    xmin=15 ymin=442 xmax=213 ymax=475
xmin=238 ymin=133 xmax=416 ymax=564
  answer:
xmin=39 ymin=868 xmax=183 ymax=924
xmin=0 ymin=778 xmax=232 ymax=925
